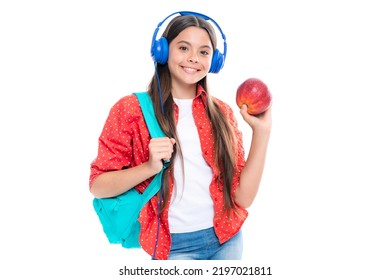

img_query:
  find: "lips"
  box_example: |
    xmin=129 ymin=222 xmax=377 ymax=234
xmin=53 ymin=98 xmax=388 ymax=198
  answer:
xmin=181 ymin=66 xmax=199 ymax=73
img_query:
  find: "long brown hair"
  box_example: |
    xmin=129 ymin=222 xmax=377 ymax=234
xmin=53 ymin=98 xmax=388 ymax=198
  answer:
xmin=147 ymin=15 xmax=238 ymax=214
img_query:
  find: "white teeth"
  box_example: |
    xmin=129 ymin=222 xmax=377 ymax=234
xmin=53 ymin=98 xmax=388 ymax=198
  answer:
xmin=183 ymin=67 xmax=197 ymax=73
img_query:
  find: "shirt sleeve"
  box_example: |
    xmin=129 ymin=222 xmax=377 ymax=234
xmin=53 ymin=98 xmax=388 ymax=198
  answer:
xmin=89 ymin=95 xmax=136 ymax=188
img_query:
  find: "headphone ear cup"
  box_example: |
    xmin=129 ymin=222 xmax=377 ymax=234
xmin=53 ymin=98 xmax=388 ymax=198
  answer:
xmin=151 ymin=37 xmax=169 ymax=64
xmin=209 ymin=48 xmax=224 ymax=73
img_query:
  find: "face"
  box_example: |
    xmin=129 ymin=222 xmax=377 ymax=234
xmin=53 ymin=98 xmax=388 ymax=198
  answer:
xmin=167 ymin=26 xmax=213 ymax=91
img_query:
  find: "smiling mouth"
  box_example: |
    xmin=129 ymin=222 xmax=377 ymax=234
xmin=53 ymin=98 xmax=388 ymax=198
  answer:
xmin=182 ymin=66 xmax=199 ymax=73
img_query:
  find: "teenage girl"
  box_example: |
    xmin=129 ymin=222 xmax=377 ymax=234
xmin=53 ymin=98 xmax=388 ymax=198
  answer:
xmin=89 ymin=11 xmax=272 ymax=260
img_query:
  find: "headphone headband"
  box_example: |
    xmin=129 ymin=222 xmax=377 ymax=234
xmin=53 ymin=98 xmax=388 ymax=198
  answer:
xmin=150 ymin=11 xmax=227 ymax=73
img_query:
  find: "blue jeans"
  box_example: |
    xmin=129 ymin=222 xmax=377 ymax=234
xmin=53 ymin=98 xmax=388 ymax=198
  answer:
xmin=167 ymin=227 xmax=243 ymax=260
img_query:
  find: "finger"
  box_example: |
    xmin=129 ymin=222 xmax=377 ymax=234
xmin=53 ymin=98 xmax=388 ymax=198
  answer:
xmin=150 ymin=137 xmax=170 ymax=143
xmin=239 ymin=104 xmax=252 ymax=123
xmin=240 ymin=104 xmax=248 ymax=113
xmin=149 ymin=138 xmax=175 ymax=158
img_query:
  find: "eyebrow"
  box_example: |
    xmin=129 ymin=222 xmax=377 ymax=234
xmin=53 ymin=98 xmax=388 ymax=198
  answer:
xmin=176 ymin=40 xmax=212 ymax=50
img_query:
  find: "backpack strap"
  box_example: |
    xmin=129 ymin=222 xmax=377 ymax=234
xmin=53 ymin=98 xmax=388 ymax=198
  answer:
xmin=133 ymin=92 xmax=167 ymax=202
xmin=133 ymin=92 xmax=165 ymax=138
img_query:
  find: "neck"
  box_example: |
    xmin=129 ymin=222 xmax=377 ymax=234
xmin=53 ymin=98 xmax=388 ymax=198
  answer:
xmin=171 ymin=83 xmax=197 ymax=99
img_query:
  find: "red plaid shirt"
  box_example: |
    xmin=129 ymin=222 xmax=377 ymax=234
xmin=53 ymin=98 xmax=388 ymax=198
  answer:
xmin=90 ymin=85 xmax=248 ymax=260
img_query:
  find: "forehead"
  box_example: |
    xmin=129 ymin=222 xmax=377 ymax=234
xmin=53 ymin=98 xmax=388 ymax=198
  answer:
xmin=173 ymin=26 xmax=212 ymax=47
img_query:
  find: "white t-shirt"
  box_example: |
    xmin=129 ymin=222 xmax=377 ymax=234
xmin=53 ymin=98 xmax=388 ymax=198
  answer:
xmin=168 ymin=98 xmax=214 ymax=233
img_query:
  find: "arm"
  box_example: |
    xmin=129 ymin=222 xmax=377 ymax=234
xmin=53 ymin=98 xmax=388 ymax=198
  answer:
xmin=234 ymin=105 xmax=272 ymax=208
xmin=88 ymin=94 xmax=175 ymax=199
xmin=90 ymin=137 xmax=175 ymax=198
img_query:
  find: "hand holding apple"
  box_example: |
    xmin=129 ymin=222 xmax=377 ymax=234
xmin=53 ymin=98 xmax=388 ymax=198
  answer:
xmin=236 ymin=78 xmax=272 ymax=115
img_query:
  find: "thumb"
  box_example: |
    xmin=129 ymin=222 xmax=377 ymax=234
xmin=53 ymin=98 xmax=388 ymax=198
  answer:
xmin=240 ymin=104 xmax=249 ymax=118
xmin=239 ymin=104 xmax=254 ymax=125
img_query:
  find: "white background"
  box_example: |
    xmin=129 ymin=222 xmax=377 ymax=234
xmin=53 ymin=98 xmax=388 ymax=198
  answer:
xmin=1 ymin=0 xmax=389 ymax=279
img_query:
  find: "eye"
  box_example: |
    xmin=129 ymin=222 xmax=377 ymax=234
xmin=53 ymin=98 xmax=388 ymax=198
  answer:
xmin=179 ymin=46 xmax=188 ymax=51
xmin=200 ymin=50 xmax=210 ymax=56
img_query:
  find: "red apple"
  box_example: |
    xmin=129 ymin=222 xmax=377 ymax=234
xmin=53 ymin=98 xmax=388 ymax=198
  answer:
xmin=236 ymin=78 xmax=272 ymax=115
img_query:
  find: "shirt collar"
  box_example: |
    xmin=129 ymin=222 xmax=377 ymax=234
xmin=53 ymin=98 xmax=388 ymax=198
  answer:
xmin=195 ymin=84 xmax=208 ymax=106
xmin=172 ymin=84 xmax=208 ymax=110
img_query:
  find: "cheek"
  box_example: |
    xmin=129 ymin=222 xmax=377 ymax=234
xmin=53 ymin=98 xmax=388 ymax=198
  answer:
xmin=168 ymin=46 xmax=183 ymax=62
xmin=166 ymin=57 xmax=178 ymax=73
xmin=167 ymin=54 xmax=184 ymax=71
xmin=202 ymin=55 xmax=213 ymax=68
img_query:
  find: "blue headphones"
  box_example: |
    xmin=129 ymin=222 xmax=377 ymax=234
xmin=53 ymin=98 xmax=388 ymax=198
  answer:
xmin=150 ymin=11 xmax=227 ymax=73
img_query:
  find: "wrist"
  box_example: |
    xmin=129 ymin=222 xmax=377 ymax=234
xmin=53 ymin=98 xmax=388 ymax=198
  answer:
xmin=145 ymin=160 xmax=163 ymax=175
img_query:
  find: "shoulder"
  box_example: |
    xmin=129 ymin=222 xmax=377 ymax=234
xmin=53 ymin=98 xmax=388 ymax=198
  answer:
xmin=212 ymin=96 xmax=235 ymax=116
xmin=108 ymin=94 xmax=142 ymax=119
xmin=112 ymin=94 xmax=140 ymax=110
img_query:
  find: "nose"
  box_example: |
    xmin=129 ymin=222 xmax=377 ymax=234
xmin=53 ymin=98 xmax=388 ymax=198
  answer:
xmin=188 ymin=53 xmax=199 ymax=63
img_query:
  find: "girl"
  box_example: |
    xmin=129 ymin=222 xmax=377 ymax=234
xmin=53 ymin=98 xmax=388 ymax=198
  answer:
xmin=89 ymin=12 xmax=272 ymax=260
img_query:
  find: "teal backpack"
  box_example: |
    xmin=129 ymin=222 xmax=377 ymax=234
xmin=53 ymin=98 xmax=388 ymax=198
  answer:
xmin=92 ymin=92 xmax=166 ymax=249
